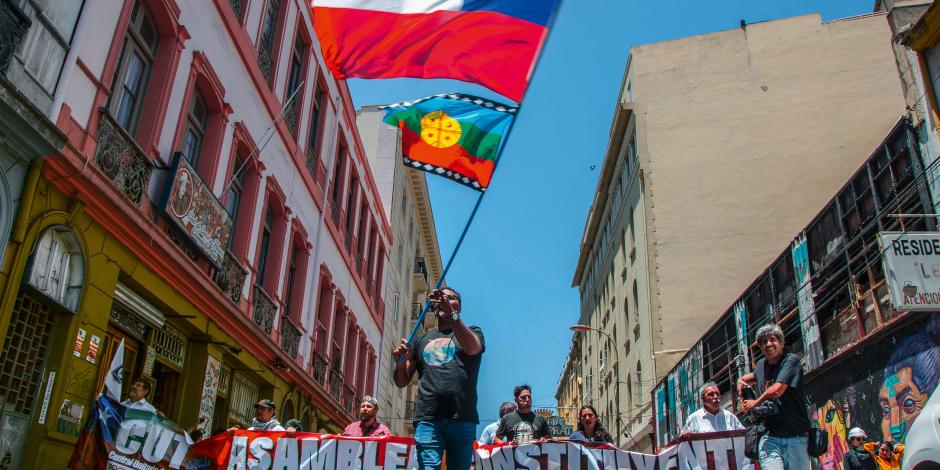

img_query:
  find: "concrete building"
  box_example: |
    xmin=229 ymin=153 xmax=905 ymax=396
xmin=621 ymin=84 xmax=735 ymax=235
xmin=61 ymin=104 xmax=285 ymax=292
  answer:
xmin=565 ymin=12 xmax=908 ymax=451
xmin=0 ymin=0 xmax=392 ymax=467
xmin=356 ymin=106 xmax=443 ymax=436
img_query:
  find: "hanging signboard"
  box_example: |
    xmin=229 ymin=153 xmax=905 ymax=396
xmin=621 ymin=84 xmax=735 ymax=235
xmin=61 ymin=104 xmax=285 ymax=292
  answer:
xmin=879 ymin=231 xmax=940 ymax=312
xmin=160 ymin=152 xmax=233 ymax=268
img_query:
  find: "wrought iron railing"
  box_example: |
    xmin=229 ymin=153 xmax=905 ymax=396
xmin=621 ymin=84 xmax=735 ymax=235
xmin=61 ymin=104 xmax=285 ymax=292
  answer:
xmin=257 ymin=35 xmax=273 ymax=82
xmin=229 ymin=0 xmax=245 ymax=21
xmin=328 ymin=371 xmax=342 ymax=401
xmin=284 ymin=102 xmax=298 ymax=136
xmin=304 ymin=144 xmax=318 ymax=181
xmin=330 ymin=203 xmax=339 ymax=225
xmin=215 ymin=251 xmax=247 ymax=303
xmin=411 ymin=303 xmax=422 ymax=321
xmin=343 ymin=386 xmax=355 ymax=415
xmin=280 ymin=316 xmax=301 ymax=358
xmin=312 ymin=354 xmax=328 ymax=386
xmin=93 ymin=111 xmax=155 ymax=205
xmin=0 ymin=0 xmax=30 ymax=74
xmin=252 ymin=285 xmax=277 ymax=334
xmin=405 ymin=401 xmax=415 ymax=421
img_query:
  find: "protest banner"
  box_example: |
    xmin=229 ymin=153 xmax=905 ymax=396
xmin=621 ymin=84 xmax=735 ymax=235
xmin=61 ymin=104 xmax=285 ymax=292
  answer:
xmin=474 ymin=432 xmax=754 ymax=470
xmin=70 ymin=396 xmax=754 ymax=470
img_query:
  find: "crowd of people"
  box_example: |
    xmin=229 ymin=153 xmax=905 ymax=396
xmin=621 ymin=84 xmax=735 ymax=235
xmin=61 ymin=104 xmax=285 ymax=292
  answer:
xmin=117 ymin=287 xmax=912 ymax=470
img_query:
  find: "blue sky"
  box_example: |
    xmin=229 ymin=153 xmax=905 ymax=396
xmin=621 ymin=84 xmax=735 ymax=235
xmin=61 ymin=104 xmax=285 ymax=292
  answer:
xmin=349 ymin=0 xmax=876 ymax=428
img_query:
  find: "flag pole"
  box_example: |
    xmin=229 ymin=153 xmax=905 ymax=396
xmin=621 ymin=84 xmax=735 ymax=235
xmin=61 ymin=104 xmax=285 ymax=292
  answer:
xmin=402 ymin=0 xmax=565 ymax=347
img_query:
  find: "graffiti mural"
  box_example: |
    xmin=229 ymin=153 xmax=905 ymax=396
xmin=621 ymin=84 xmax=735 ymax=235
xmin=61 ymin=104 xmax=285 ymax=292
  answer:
xmin=808 ymin=314 xmax=940 ymax=468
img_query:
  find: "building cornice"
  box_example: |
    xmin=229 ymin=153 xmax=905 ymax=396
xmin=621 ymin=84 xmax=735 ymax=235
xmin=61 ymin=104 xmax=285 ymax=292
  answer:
xmin=571 ymin=100 xmax=633 ymax=287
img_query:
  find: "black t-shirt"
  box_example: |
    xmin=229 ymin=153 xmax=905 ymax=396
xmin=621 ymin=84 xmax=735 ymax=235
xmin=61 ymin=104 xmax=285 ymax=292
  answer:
xmin=495 ymin=411 xmax=551 ymax=443
xmin=412 ymin=326 xmax=485 ymax=424
xmin=843 ymin=448 xmax=877 ymax=470
xmin=755 ymin=352 xmax=811 ymax=437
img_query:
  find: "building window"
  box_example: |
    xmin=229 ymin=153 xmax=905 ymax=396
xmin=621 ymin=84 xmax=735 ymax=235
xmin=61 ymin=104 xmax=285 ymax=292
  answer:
xmin=111 ymin=2 xmax=159 ymax=133
xmin=345 ymin=173 xmax=359 ymax=242
xmin=257 ymin=0 xmax=282 ymax=82
xmin=283 ymin=231 xmax=309 ymax=322
xmin=180 ymin=91 xmax=208 ymax=166
xmin=27 ymin=226 xmax=85 ymax=312
xmin=224 ymin=157 xmax=245 ymax=233
xmin=284 ymin=246 xmax=298 ymax=311
xmin=285 ymin=36 xmax=307 ymax=135
xmin=306 ymin=82 xmax=326 ymax=177
xmin=330 ymin=144 xmax=347 ymax=216
xmin=256 ymin=208 xmax=274 ymax=287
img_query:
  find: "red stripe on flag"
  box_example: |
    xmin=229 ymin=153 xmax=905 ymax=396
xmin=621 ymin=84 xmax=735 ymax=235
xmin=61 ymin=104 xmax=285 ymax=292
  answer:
xmin=400 ymin=125 xmax=496 ymax=188
xmin=313 ymin=7 xmax=547 ymax=101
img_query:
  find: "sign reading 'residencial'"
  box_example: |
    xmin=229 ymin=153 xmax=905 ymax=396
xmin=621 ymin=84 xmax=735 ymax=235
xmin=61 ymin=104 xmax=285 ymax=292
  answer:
xmin=880 ymin=231 xmax=940 ymax=311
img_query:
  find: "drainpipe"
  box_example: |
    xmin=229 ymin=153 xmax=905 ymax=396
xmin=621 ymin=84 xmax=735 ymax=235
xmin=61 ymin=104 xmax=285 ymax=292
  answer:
xmin=12 ymin=159 xmax=43 ymax=243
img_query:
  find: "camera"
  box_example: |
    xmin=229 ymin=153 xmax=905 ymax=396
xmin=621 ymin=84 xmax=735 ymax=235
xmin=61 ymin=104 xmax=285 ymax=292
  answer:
xmin=742 ymin=386 xmax=779 ymax=419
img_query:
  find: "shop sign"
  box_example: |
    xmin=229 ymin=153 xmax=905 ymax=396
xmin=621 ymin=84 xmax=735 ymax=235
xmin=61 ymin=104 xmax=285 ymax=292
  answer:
xmin=160 ymin=152 xmax=233 ymax=267
xmin=879 ymin=231 xmax=940 ymax=311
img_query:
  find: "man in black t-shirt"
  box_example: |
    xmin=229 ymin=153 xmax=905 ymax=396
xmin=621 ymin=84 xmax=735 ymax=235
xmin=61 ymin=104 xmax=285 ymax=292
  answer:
xmin=495 ymin=384 xmax=551 ymax=444
xmin=738 ymin=324 xmax=813 ymax=470
xmin=393 ymin=287 xmax=484 ymax=470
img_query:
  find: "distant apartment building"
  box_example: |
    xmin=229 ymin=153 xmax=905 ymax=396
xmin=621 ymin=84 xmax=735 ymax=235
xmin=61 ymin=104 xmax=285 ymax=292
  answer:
xmin=563 ymin=12 xmax=908 ymax=451
xmin=356 ymin=107 xmax=443 ymax=436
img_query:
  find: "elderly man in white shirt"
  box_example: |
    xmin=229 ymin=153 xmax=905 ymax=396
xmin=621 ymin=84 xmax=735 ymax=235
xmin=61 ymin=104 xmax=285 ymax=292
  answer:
xmin=121 ymin=378 xmax=157 ymax=414
xmin=682 ymin=382 xmax=744 ymax=434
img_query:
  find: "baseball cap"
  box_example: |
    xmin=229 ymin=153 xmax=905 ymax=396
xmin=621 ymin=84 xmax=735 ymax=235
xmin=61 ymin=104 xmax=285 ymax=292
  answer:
xmin=254 ymin=399 xmax=276 ymax=410
xmin=847 ymin=427 xmax=867 ymax=439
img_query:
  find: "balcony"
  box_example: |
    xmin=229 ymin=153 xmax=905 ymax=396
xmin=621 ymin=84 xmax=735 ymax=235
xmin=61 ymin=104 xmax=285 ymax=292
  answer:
xmin=93 ymin=111 xmax=155 ymax=206
xmin=252 ymin=285 xmax=277 ymax=334
xmin=228 ymin=0 xmax=245 ymax=21
xmin=414 ymin=257 xmax=428 ymax=291
xmin=280 ymin=316 xmax=301 ymax=358
xmin=343 ymin=386 xmax=355 ymax=415
xmin=304 ymin=144 xmax=318 ymax=182
xmin=284 ymin=102 xmax=298 ymax=136
xmin=328 ymin=370 xmax=342 ymax=402
xmin=312 ymin=354 xmax=328 ymax=386
xmin=405 ymin=401 xmax=415 ymax=421
xmin=0 ymin=0 xmax=30 ymax=74
xmin=411 ymin=303 xmax=422 ymax=321
xmin=257 ymin=36 xmax=273 ymax=82
xmin=214 ymin=251 xmax=247 ymax=304
xmin=330 ymin=203 xmax=339 ymax=226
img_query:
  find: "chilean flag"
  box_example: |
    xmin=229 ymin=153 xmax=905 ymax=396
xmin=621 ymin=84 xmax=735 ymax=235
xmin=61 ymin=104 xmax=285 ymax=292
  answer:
xmin=312 ymin=0 xmax=558 ymax=102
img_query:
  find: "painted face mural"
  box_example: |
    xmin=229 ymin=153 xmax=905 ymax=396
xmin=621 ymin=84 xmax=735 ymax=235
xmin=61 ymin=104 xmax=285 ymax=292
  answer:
xmin=878 ymin=315 xmax=940 ymax=443
xmin=806 ymin=315 xmax=940 ymax=458
xmin=879 ymin=366 xmax=932 ymax=441
xmin=815 ymin=399 xmax=850 ymax=470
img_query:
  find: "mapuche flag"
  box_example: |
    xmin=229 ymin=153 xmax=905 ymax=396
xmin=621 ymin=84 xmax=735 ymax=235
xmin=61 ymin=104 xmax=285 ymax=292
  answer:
xmin=381 ymin=93 xmax=517 ymax=191
xmin=312 ymin=0 xmax=559 ymax=102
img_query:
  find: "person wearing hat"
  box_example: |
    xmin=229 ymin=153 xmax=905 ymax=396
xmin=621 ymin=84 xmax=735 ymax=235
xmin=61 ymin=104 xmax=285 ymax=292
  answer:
xmin=228 ymin=399 xmax=285 ymax=432
xmin=843 ymin=427 xmax=877 ymax=470
xmin=343 ymin=396 xmax=391 ymax=437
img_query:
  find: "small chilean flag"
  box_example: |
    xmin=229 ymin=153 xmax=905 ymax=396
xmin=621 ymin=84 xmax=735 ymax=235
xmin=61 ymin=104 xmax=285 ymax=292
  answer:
xmin=312 ymin=0 xmax=559 ymax=102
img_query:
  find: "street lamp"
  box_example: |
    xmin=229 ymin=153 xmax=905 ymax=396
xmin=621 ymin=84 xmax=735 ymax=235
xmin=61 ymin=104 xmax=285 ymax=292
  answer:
xmin=570 ymin=324 xmax=622 ymax=446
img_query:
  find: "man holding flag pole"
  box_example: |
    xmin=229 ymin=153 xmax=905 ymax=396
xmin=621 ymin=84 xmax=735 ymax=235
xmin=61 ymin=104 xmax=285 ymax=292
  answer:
xmin=392 ymin=287 xmax=483 ymax=470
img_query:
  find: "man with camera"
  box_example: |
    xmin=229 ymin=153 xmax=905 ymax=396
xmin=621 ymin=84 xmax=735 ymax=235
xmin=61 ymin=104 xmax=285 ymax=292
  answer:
xmin=393 ymin=287 xmax=484 ymax=470
xmin=737 ymin=324 xmax=813 ymax=470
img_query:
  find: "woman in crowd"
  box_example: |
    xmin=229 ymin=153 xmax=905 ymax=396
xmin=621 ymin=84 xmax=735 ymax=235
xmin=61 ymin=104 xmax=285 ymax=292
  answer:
xmin=568 ymin=405 xmax=613 ymax=444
